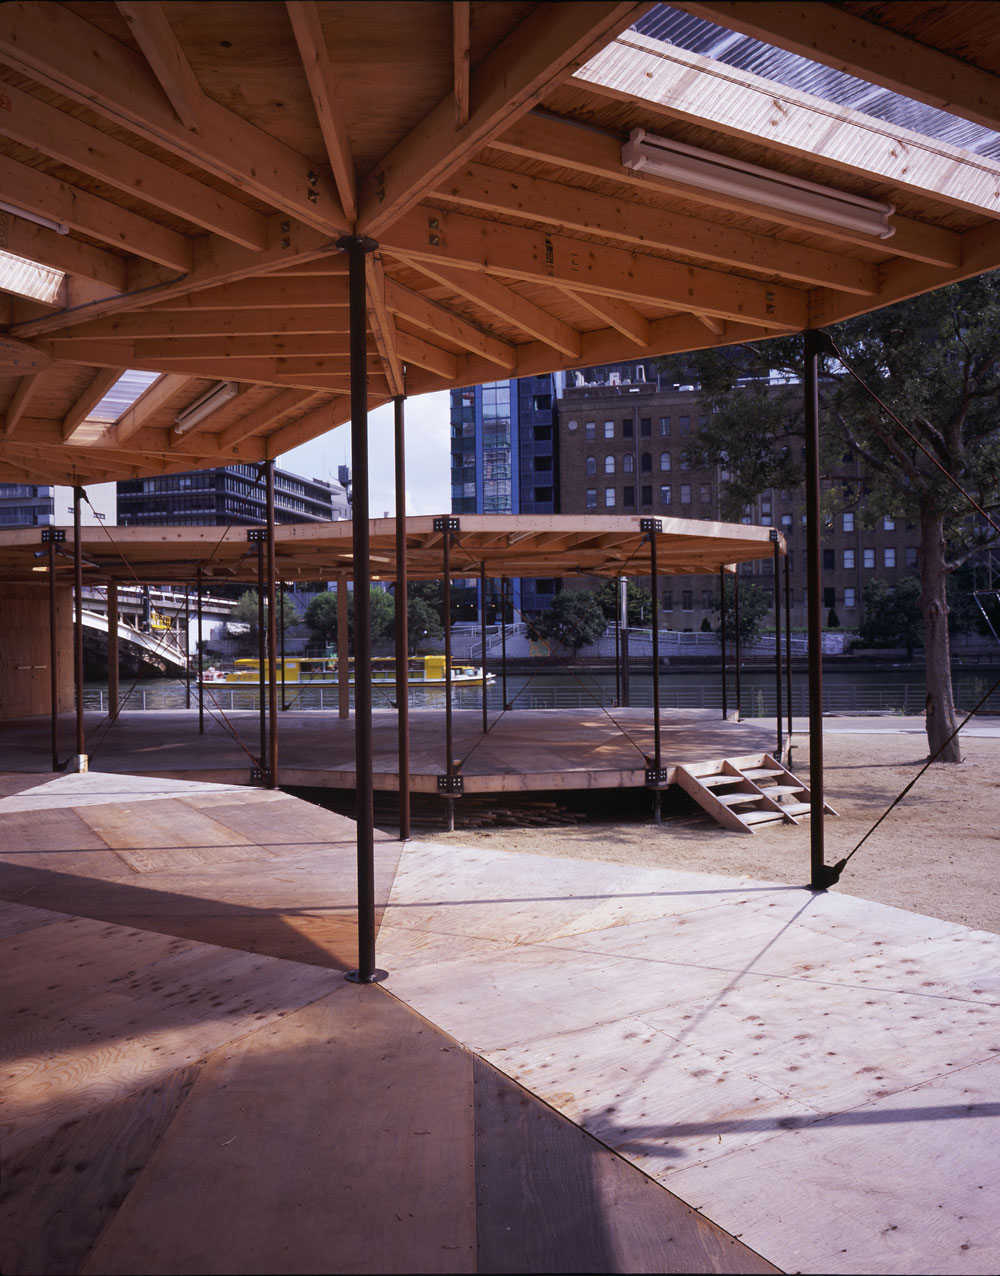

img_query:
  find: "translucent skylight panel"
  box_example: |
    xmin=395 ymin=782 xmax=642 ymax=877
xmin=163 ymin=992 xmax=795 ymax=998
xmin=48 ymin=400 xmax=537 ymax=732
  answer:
xmin=88 ymin=370 xmax=161 ymax=423
xmin=0 ymin=247 xmax=64 ymax=304
xmin=634 ymin=5 xmax=1000 ymax=161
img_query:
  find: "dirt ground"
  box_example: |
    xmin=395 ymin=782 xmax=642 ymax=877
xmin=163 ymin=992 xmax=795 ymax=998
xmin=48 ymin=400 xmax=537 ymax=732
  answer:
xmin=428 ymin=728 xmax=1000 ymax=935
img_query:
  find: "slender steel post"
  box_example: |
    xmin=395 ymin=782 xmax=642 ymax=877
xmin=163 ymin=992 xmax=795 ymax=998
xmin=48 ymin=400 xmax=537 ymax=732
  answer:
xmin=265 ymin=460 xmax=279 ymax=788
xmin=280 ymin=582 xmax=287 ymax=710
xmin=442 ymin=523 xmax=455 ymax=832
xmin=48 ymin=537 xmax=59 ymax=771
xmin=339 ymin=233 xmax=384 ymax=983
xmin=613 ymin=586 xmax=622 ymax=707
xmin=73 ymin=487 xmax=85 ymax=766
xmin=804 ymin=328 xmax=828 ymax=888
xmin=479 ymin=560 xmax=488 ymax=735
xmin=256 ymin=541 xmax=267 ymax=774
xmin=773 ymin=534 xmax=783 ymax=758
xmin=337 ymin=574 xmax=350 ymax=718
xmin=500 ymin=577 xmax=509 ymax=710
xmin=107 ymin=578 xmax=119 ymax=722
xmin=734 ymin=572 xmax=743 ymax=718
xmin=719 ymin=566 xmax=728 ymax=719
xmin=619 ymin=575 xmax=630 ymax=707
xmin=196 ymin=566 xmax=205 ymax=734
xmin=393 ymin=394 xmax=410 ymax=841
xmin=648 ymin=523 xmax=662 ymax=825
xmin=184 ymin=586 xmax=191 ymax=709
xmin=785 ymin=552 xmax=793 ymax=750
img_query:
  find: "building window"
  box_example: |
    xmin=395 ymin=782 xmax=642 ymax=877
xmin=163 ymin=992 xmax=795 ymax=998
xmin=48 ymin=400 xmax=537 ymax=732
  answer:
xmin=843 ymin=511 xmax=854 ymax=532
xmin=585 ymin=421 xmax=596 ymax=440
xmin=884 ymin=547 xmax=896 ymax=567
xmin=660 ymin=452 xmax=671 ymax=472
xmin=884 ymin=516 xmax=895 ymax=530
xmin=844 ymin=548 xmax=855 ymax=569
xmin=679 ymin=415 xmax=691 ymax=434
xmin=640 ymin=451 xmax=652 ymax=473
xmin=623 ymin=417 xmax=634 ymax=438
xmin=605 ymin=487 xmax=615 ymax=508
xmin=604 ymin=420 xmax=614 ymax=438
xmin=660 ymin=484 xmax=671 ymax=506
xmin=906 ymin=546 xmax=919 ymax=567
xmin=566 ymin=419 xmax=578 ymax=433
xmin=585 ymin=488 xmax=597 ymax=509
xmin=640 ymin=417 xmax=651 ymax=437
xmin=781 ymin=513 xmax=792 ymax=533
xmin=585 ymin=455 xmax=596 ymax=476
xmin=863 ymin=548 xmax=875 ymax=568
xmin=700 ymin=482 xmax=711 ymax=503
xmin=623 ymin=453 xmax=634 ymax=473
xmin=823 ymin=587 xmax=836 ymax=609
xmin=680 ymin=483 xmax=692 ymax=505
xmin=604 ymin=454 xmax=615 ymax=474
xmin=682 ymin=589 xmax=693 ymax=611
xmin=623 ymin=485 xmax=635 ymax=507
xmin=823 ymin=549 xmax=835 ymax=570
xmin=659 ymin=416 xmax=670 ymax=436
xmin=662 ymin=589 xmax=673 ymax=610
xmin=844 ymin=587 xmax=856 ymax=608
xmin=702 ymin=588 xmax=713 ymax=609
xmin=641 ymin=485 xmax=652 ymax=506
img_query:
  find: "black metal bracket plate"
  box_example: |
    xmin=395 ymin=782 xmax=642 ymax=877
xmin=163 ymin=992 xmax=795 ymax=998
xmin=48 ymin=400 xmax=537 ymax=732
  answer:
xmin=247 ymin=528 xmax=268 ymax=542
xmin=41 ymin=528 xmax=66 ymax=542
xmin=250 ymin=765 xmax=269 ymax=784
xmin=639 ymin=518 xmax=662 ymax=533
xmin=645 ymin=767 xmax=669 ymax=786
xmin=437 ymin=774 xmax=464 ymax=793
xmin=433 ymin=516 xmax=460 ymax=533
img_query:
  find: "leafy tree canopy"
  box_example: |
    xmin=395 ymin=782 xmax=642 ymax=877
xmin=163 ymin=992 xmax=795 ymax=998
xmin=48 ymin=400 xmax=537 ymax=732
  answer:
xmin=713 ymin=576 xmax=771 ymax=645
xmin=858 ymin=577 xmax=923 ymax=656
xmin=595 ymin=579 xmax=654 ymax=627
xmin=536 ymin=588 xmax=607 ymax=652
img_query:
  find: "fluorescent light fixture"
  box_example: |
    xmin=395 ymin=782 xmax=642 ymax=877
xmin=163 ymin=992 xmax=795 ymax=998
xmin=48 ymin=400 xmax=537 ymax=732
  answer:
xmin=0 ymin=199 xmax=70 ymax=235
xmin=622 ymin=128 xmax=895 ymax=239
xmin=174 ymin=381 xmax=239 ymax=434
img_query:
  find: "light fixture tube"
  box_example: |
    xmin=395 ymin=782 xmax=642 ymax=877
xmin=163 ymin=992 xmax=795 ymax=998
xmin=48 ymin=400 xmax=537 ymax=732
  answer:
xmin=0 ymin=199 xmax=70 ymax=235
xmin=173 ymin=381 xmax=239 ymax=434
xmin=622 ymin=129 xmax=895 ymax=239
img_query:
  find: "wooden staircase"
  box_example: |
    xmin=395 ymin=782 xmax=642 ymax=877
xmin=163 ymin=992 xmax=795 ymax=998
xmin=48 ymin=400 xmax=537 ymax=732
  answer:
xmin=674 ymin=753 xmax=838 ymax=833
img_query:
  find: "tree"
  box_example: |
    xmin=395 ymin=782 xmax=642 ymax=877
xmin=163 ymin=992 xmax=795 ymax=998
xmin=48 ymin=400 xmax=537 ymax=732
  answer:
xmin=536 ymin=589 xmax=607 ymax=652
xmin=406 ymin=596 xmax=444 ymax=653
xmin=859 ymin=577 xmax=923 ymax=658
xmin=675 ymin=277 xmax=1000 ymax=761
xmin=595 ymin=579 xmax=654 ymax=627
xmin=304 ymin=586 xmax=395 ymax=652
xmin=229 ymin=588 xmax=300 ymax=653
xmin=304 ymin=590 xmax=339 ymax=646
xmin=713 ymin=576 xmax=770 ymax=645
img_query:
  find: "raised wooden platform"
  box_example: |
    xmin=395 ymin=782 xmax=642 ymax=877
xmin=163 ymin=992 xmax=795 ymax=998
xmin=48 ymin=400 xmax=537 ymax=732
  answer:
xmin=0 ymin=706 xmax=779 ymax=795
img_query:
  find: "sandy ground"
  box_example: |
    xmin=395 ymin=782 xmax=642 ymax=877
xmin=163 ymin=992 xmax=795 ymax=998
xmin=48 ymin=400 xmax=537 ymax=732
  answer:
xmin=428 ymin=725 xmax=1000 ymax=935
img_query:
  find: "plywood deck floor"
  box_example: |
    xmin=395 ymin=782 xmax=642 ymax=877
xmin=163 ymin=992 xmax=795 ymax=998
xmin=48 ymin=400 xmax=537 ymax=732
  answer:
xmin=2 ymin=771 xmax=997 ymax=1275
xmin=0 ymin=706 xmax=778 ymax=794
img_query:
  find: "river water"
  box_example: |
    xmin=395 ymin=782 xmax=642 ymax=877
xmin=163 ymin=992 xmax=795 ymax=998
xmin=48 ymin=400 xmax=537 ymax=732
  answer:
xmin=84 ymin=665 xmax=1000 ymax=717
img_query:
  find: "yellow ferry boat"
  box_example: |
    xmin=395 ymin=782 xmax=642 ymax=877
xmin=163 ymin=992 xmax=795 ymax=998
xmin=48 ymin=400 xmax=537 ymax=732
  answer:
xmin=200 ymin=654 xmax=493 ymax=687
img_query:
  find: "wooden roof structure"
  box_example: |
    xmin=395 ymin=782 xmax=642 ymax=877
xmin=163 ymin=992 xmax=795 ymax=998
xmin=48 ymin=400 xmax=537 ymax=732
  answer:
xmin=2 ymin=1 xmax=1000 ymax=484
xmin=0 ymin=513 xmax=780 ymax=585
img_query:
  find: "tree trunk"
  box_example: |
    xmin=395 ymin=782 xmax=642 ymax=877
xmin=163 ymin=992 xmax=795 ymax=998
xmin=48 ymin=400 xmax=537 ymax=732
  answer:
xmin=920 ymin=506 xmax=961 ymax=761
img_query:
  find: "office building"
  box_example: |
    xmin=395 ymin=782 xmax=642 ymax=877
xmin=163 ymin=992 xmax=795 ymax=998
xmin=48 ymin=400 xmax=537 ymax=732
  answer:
xmin=117 ymin=464 xmax=349 ymax=527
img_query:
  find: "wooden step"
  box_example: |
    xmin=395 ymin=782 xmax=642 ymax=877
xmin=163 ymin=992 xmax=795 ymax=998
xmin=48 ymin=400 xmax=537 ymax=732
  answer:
xmin=759 ymin=784 xmax=806 ymax=798
xmin=780 ymin=802 xmax=813 ymax=816
xmin=698 ymin=774 xmax=746 ymax=788
xmin=740 ymin=767 xmax=785 ymax=780
xmin=715 ymin=792 xmax=770 ymax=807
xmin=741 ymin=810 xmax=787 ymax=826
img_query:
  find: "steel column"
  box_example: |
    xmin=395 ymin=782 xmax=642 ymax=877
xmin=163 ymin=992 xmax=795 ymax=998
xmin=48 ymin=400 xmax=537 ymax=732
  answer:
xmin=442 ymin=520 xmax=455 ymax=832
xmin=619 ymin=576 xmax=630 ymax=707
xmin=265 ymin=460 xmax=279 ymax=789
xmin=184 ymin=587 xmax=191 ymax=710
xmin=256 ymin=540 xmax=267 ymax=775
xmin=805 ymin=329 xmax=829 ymax=888
xmin=196 ymin=567 xmax=205 ymax=734
xmin=107 ymin=579 xmax=119 ymax=722
xmin=734 ymin=573 xmax=743 ymax=718
xmin=646 ymin=520 xmax=663 ymax=824
xmin=500 ymin=578 xmax=509 ymax=710
xmin=785 ymin=553 xmax=793 ymax=750
xmin=719 ymin=566 xmax=728 ymax=719
xmin=280 ymin=582 xmax=287 ymax=710
xmin=337 ymin=575 xmax=350 ymax=718
xmin=73 ymin=487 xmax=85 ymax=767
xmin=479 ymin=561 xmax=488 ymax=736
xmin=339 ymin=233 xmax=385 ymax=984
xmin=773 ymin=534 xmax=783 ymax=759
xmin=613 ymin=589 xmax=622 ymax=707
xmin=46 ymin=533 xmax=60 ymax=771
xmin=393 ymin=395 xmax=410 ymax=842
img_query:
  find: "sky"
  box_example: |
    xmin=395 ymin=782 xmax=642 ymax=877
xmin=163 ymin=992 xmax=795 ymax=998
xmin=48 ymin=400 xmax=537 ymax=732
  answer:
xmin=278 ymin=390 xmax=451 ymax=517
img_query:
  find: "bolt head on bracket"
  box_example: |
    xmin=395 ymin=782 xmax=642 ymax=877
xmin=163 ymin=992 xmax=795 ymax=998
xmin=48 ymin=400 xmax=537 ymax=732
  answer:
xmin=247 ymin=527 xmax=268 ymax=543
xmin=41 ymin=528 xmax=66 ymax=543
xmin=250 ymin=766 xmax=269 ymax=785
xmin=639 ymin=518 xmax=662 ymax=533
xmin=437 ymin=774 xmax=464 ymax=793
xmin=645 ymin=766 xmax=669 ymax=786
xmin=433 ymin=516 xmax=460 ymax=533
